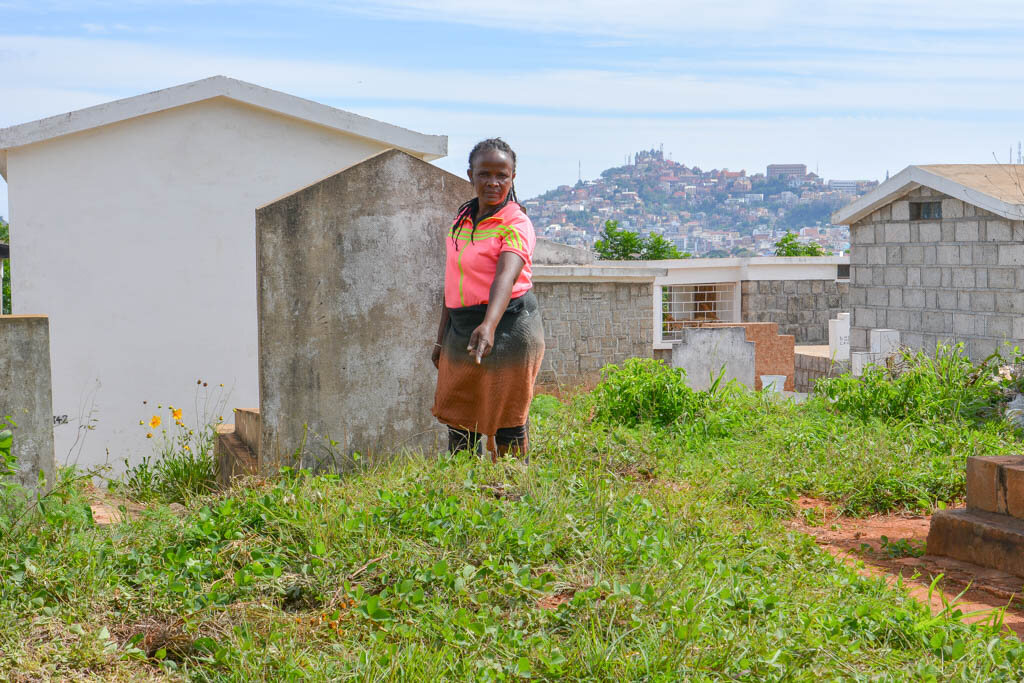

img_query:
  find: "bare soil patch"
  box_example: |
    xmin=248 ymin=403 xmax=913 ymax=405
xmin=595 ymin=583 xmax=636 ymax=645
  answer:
xmin=85 ymin=485 xmax=185 ymax=525
xmin=789 ymin=497 xmax=1024 ymax=638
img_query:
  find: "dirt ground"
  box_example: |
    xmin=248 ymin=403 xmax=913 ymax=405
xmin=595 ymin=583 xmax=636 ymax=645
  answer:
xmin=85 ymin=485 xmax=184 ymax=525
xmin=788 ymin=497 xmax=1024 ymax=638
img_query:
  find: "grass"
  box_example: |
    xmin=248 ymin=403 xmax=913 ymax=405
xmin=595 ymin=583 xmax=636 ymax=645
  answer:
xmin=2 ymin=352 xmax=1024 ymax=680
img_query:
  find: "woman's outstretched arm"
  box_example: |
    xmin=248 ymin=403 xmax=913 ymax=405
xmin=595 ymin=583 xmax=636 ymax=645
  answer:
xmin=467 ymin=252 xmax=526 ymax=363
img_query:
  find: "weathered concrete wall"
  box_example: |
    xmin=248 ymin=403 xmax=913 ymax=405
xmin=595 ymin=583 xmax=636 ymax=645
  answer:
xmin=534 ymin=281 xmax=653 ymax=389
xmin=670 ymin=326 xmax=755 ymax=390
xmin=534 ymin=238 xmax=595 ymax=265
xmin=849 ymin=186 xmax=1024 ymax=359
xmin=740 ymin=279 xmax=849 ymax=344
xmin=0 ymin=316 xmax=55 ymax=492
xmin=257 ymin=150 xmax=473 ymax=470
xmin=794 ymin=352 xmax=850 ymax=393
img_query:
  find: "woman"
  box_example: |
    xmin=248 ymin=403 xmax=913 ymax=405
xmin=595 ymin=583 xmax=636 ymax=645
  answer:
xmin=432 ymin=138 xmax=544 ymax=460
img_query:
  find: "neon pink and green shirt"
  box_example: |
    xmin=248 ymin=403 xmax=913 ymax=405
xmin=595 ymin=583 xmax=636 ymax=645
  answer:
xmin=444 ymin=202 xmax=536 ymax=309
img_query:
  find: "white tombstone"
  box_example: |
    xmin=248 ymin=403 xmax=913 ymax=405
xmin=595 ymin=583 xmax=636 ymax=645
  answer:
xmin=850 ymin=351 xmax=877 ymax=377
xmin=870 ymin=328 xmax=901 ymax=356
xmin=828 ymin=312 xmax=851 ymax=361
xmin=851 ymin=328 xmax=901 ymax=377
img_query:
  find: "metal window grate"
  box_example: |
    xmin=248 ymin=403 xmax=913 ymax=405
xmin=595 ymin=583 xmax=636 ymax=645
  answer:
xmin=661 ymin=283 xmax=737 ymax=342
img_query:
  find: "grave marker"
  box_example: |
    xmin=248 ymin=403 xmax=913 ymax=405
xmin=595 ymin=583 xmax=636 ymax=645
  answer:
xmin=256 ymin=150 xmax=473 ymax=471
xmin=0 ymin=316 xmax=56 ymax=492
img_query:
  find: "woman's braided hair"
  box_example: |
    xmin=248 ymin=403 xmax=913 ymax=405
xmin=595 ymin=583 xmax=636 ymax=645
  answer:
xmin=451 ymin=138 xmax=520 ymax=250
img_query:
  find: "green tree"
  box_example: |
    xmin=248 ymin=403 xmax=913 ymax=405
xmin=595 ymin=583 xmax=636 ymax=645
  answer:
xmin=594 ymin=220 xmax=683 ymax=260
xmin=642 ymin=232 xmax=684 ymax=260
xmin=774 ymin=231 xmax=827 ymax=257
xmin=0 ymin=218 xmax=9 ymax=315
xmin=595 ymin=220 xmax=643 ymax=259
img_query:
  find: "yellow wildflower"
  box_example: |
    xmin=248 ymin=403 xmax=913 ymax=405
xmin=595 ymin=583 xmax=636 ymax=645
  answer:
xmin=172 ymin=408 xmax=183 ymax=421
xmin=149 ymin=415 xmax=161 ymax=429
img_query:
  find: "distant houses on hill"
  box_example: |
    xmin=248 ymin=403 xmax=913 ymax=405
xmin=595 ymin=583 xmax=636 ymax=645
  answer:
xmin=525 ymin=149 xmax=876 ymax=257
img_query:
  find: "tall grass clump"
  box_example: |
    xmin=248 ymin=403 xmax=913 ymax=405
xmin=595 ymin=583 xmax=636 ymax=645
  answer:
xmin=816 ymin=343 xmax=1014 ymax=425
xmin=590 ymin=357 xmax=711 ymax=426
xmin=115 ymin=383 xmax=228 ymax=504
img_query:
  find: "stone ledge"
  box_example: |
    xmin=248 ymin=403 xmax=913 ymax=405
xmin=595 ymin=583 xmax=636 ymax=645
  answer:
xmin=533 ymin=265 xmax=665 ymax=282
xmin=926 ymin=508 xmax=1024 ymax=578
xmin=967 ymin=455 xmax=1024 ymax=520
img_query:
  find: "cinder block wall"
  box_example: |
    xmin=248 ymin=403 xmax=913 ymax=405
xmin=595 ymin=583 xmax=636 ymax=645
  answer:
xmin=740 ymin=279 xmax=849 ymax=344
xmin=848 ymin=187 xmax=1024 ymax=359
xmin=533 ymin=281 xmax=654 ymax=389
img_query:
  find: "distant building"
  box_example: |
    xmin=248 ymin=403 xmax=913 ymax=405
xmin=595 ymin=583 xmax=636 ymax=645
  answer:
xmin=767 ymin=164 xmax=808 ymax=179
xmin=829 ymin=179 xmax=869 ymax=193
xmin=832 ymin=164 xmax=1024 ymax=359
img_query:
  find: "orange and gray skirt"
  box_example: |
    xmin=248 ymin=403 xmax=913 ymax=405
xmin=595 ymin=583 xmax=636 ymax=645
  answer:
xmin=432 ymin=290 xmax=545 ymax=436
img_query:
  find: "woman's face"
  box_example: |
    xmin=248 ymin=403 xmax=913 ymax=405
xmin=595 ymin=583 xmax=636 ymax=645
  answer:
xmin=468 ymin=149 xmax=516 ymax=210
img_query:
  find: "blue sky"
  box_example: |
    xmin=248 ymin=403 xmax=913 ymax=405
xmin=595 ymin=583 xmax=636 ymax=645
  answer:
xmin=3 ymin=0 xmax=1024 ymax=220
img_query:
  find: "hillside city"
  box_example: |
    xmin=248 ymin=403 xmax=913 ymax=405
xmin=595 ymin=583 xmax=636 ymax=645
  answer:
xmin=524 ymin=148 xmax=879 ymax=257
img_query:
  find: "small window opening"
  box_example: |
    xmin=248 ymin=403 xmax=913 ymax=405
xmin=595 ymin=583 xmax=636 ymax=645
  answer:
xmin=661 ymin=283 xmax=737 ymax=342
xmin=910 ymin=201 xmax=942 ymax=220
xmin=836 ymin=264 xmax=850 ymax=280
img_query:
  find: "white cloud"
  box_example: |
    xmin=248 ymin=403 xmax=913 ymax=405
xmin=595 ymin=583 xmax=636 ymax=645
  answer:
xmin=3 ymin=34 xmax=1024 ymax=126
xmin=289 ymin=0 xmax=1024 ymax=42
xmin=3 ymin=8 xmax=1024 ymax=218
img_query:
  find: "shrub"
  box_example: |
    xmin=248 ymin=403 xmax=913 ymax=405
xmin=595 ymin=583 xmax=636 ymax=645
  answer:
xmin=591 ymin=358 xmax=709 ymax=427
xmin=815 ymin=343 xmax=1011 ymax=425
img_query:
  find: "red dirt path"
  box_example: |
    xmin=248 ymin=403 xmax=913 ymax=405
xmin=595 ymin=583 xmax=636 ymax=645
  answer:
xmin=788 ymin=497 xmax=1024 ymax=638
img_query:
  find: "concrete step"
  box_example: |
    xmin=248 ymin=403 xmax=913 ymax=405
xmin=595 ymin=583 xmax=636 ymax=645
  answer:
xmin=233 ymin=408 xmax=261 ymax=454
xmin=967 ymin=455 xmax=1024 ymax=520
xmin=214 ymin=423 xmax=257 ymax=488
xmin=926 ymin=508 xmax=1024 ymax=578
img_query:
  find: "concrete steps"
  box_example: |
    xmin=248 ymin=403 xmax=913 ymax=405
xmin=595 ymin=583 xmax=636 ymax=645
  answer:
xmin=927 ymin=456 xmax=1024 ymax=578
xmin=213 ymin=408 xmax=260 ymax=487
xmin=927 ymin=509 xmax=1024 ymax=578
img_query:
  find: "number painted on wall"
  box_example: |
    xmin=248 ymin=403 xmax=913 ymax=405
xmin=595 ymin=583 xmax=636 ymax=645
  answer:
xmin=53 ymin=415 xmax=69 ymax=425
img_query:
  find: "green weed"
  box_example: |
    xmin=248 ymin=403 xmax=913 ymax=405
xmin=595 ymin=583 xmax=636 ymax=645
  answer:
xmin=0 ymin=361 xmax=1023 ymax=679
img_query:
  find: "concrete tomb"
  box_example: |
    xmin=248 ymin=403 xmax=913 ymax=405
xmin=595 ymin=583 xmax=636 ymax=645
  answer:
xmin=851 ymin=328 xmax=901 ymax=376
xmin=828 ymin=312 xmax=850 ymax=361
xmin=693 ymin=322 xmax=796 ymax=391
xmin=254 ymin=149 xmax=473 ymax=472
xmin=670 ymin=326 xmax=755 ymax=390
xmin=0 ymin=316 xmax=56 ymax=492
xmin=927 ymin=456 xmax=1024 ymax=577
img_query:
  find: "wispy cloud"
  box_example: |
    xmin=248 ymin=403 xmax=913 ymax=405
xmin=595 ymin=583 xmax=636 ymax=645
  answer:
xmin=3 ymin=0 xmax=1024 ymax=217
xmin=4 ymin=34 xmax=1024 ymax=122
xmin=79 ymin=23 xmax=167 ymax=35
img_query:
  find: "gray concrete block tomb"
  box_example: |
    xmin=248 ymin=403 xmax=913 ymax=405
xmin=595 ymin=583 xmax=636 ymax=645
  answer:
xmin=670 ymin=326 xmax=756 ymax=391
xmin=0 ymin=316 xmax=56 ymax=493
xmin=256 ymin=149 xmax=474 ymax=471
